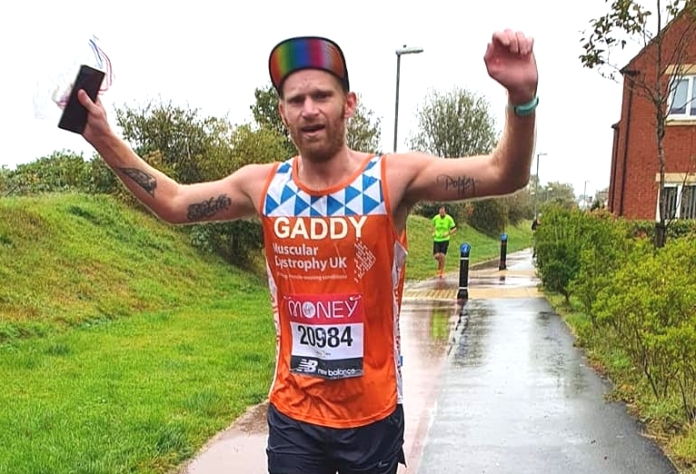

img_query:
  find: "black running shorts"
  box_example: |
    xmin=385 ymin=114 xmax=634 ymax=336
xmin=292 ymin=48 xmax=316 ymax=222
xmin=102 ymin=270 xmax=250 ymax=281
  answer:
xmin=266 ymin=403 xmax=406 ymax=474
xmin=433 ymin=240 xmax=450 ymax=255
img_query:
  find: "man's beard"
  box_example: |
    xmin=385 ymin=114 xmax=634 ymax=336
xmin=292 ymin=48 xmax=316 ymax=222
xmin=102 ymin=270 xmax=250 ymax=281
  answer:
xmin=288 ymin=108 xmax=346 ymax=163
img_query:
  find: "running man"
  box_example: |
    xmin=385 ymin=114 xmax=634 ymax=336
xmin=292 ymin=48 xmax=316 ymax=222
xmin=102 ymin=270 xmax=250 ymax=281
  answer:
xmin=74 ymin=29 xmax=538 ymax=474
xmin=432 ymin=206 xmax=457 ymax=278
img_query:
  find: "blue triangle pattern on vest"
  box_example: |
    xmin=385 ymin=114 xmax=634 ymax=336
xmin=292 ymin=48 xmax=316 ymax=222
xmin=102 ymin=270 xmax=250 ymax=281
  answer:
xmin=327 ymin=195 xmax=344 ymax=216
xmin=264 ymin=195 xmax=280 ymax=215
xmin=362 ymin=173 xmax=378 ymax=192
xmin=310 ymin=195 xmax=326 ymax=217
xmin=263 ymin=155 xmax=388 ymax=217
xmin=294 ymin=195 xmax=310 ymax=215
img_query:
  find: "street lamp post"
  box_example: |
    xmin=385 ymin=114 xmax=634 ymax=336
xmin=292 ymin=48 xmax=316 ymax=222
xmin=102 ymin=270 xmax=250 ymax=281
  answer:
xmin=583 ymin=180 xmax=591 ymax=210
xmin=393 ymin=45 xmax=424 ymax=153
xmin=533 ymin=152 xmax=547 ymax=219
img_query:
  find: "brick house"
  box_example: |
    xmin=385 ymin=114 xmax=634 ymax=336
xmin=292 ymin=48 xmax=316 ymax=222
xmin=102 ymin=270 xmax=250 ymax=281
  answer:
xmin=608 ymin=8 xmax=696 ymax=220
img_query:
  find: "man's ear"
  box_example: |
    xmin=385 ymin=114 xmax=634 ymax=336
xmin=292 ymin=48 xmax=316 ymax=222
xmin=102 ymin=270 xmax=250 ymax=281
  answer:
xmin=344 ymin=92 xmax=358 ymax=119
xmin=278 ymin=100 xmax=289 ymax=128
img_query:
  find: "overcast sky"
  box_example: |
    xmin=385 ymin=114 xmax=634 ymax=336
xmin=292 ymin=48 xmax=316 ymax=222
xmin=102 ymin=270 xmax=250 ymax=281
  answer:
xmin=1 ymin=0 xmax=645 ymax=198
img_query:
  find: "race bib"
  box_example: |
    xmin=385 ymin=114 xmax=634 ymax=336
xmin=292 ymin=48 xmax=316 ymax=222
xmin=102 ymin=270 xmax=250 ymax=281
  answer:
xmin=285 ymin=293 xmax=364 ymax=380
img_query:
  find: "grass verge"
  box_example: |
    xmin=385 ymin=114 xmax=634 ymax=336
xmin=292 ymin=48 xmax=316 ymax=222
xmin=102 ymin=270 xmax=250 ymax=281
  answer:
xmin=0 ymin=295 xmax=275 ymax=473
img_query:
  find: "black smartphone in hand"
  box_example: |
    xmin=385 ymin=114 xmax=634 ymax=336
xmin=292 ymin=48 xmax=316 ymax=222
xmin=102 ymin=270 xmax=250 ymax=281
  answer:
xmin=57 ymin=65 xmax=105 ymax=134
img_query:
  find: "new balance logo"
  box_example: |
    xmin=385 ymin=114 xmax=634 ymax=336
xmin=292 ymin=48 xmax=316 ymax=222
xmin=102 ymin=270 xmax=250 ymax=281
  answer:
xmin=297 ymin=359 xmax=318 ymax=373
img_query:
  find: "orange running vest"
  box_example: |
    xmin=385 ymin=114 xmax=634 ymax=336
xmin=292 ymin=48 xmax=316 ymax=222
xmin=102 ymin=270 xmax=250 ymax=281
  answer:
xmin=259 ymin=154 xmax=408 ymax=429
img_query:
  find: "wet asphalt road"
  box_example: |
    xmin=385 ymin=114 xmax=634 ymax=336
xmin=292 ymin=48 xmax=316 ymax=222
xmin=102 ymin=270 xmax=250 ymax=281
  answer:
xmin=416 ymin=295 xmax=679 ymax=474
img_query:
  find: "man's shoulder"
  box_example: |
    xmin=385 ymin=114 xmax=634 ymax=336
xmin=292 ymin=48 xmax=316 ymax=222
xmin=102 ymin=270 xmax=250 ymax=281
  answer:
xmin=236 ymin=162 xmax=282 ymax=180
xmin=232 ymin=161 xmax=285 ymax=197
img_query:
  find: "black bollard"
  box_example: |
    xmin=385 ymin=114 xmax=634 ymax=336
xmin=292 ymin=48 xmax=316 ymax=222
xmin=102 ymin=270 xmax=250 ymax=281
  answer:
xmin=457 ymin=243 xmax=471 ymax=301
xmin=499 ymin=233 xmax=508 ymax=271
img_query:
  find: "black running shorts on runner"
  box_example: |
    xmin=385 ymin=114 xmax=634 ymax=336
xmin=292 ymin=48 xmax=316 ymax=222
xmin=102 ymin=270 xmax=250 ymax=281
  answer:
xmin=433 ymin=240 xmax=449 ymax=255
xmin=266 ymin=403 xmax=406 ymax=474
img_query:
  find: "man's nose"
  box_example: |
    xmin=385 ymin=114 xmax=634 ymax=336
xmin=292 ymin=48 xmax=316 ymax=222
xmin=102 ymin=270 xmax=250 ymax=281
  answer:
xmin=301 ymin=97 xmax=319 ymax=116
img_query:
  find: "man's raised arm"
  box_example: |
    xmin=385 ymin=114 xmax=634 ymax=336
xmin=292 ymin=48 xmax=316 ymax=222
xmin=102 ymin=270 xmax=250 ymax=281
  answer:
xmin=77 ymin=90 xmax=261 ymax=225
xmin=401 ymin=29 xmax=538 ymax=205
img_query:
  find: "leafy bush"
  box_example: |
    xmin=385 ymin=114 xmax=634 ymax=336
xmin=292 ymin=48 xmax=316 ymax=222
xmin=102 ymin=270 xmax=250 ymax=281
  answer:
xmin=592 ymin=238 xmax=696 ymax=422
xmin=568 ymin=210 xmax=634 ymax=320
xmin=467 ymin=198 xmax=508 ymax=236
xmin=0 ymin=151 xmax=91 ymax=196
xmin=626 ymin=219 xmax=696 ymax=241
xmin=189 ymin=220 xmax=264 ymax=267
xmin=500 ymin=188 xmax=534 ymax=225
xmin=534 ymin=206 xmax=634 ymax=304
xmin=412 ymin=202 xmax=467 ymax=227
xmin=535 ymin=205 xmax=696 ymax=426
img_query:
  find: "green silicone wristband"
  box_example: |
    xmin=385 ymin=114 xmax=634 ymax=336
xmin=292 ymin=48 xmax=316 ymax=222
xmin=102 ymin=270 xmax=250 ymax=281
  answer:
xmin=510 ymin=96 xmax=539 ymax=117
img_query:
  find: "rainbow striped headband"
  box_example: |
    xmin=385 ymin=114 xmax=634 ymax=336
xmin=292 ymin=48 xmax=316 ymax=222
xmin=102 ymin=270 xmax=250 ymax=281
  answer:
xmin=269 ymin=36 xmax=349 ymax=93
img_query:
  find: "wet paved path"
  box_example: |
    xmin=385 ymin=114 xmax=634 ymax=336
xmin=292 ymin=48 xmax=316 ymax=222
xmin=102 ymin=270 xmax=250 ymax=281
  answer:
xmin=416 ymin=251 xmax=678 ymax=474
xmin=178 ymin=249 xmax=678 ymax=473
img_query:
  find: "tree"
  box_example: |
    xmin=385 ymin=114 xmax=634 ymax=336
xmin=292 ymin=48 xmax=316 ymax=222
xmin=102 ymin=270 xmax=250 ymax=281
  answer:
xmin=541 ymin=181 xmax=577 ymax=212
xmin=250 ymin=85 xmax=295 ymax=157
xmin=346 ymin=94 xmax=382 ymax=153
xmin=115 ymin=100 xmax=236 ymax=184
xmin=502 ymin=188 xmax=534 ymax=225
xmin=250 ymin=83 xmax=383 ymax=157
xmin=112 ymin=99 xmax=292 ymax=266
xmin=409 ymin=87 xmax=498 ymax=158
xmin=408 ymin=87 xmax=507 ymax=232
xmin=229 ymin=124 xmax=295 ymax=169
xmin=579 ymin=0 xmax=696 ymax=247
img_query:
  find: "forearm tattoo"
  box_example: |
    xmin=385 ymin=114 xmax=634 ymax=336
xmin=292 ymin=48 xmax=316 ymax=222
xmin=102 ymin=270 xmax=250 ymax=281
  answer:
xmin=437 ymin=174 xmax=477 ymax=198
xmin=118 ymin=167 xmax=157 ymax=197
xmin=187 ymin=194 xmax=232 ymax=221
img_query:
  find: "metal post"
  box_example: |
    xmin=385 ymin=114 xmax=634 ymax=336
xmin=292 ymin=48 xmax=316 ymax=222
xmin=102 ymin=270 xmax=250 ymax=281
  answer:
xmin=533 ymin=152 xmax=546 ymax=219
xmin=393 ymin=53 xmax=402 ymax=153
xmin=392 ymin=45 xmax=423 ymax=153
xmin=457 ymin=243 xmax=471 ymax=301
xmin=499 ymin=233 xmax=508 ymax=271
xmin=533 ymin=155 xmax=540 ymax=218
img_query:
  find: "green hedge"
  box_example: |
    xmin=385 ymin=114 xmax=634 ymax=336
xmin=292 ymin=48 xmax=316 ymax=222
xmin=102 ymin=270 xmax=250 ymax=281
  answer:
xmin=534 ymin=205 xmax=696 ymax=425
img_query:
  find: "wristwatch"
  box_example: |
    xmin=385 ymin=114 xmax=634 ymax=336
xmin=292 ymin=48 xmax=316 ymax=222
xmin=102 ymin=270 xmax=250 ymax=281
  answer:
xmin=509 ymin=96 xmax=539 ymax=117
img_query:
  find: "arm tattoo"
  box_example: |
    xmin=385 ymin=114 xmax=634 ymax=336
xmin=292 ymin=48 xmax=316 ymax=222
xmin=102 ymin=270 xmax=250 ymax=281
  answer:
xmin=117 ymin=167 xmax=157 ymax=197
xmin=187 ymin=194 xmax=232 ymax=221
xmin=437 ymin=174 xmax=477 ymax=198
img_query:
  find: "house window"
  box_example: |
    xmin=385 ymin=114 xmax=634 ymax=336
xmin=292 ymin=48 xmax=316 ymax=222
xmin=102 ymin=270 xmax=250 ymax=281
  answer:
xmin=663 ymin=185 xmax=679 ymax=219
xmin=668 ymin=76 xmax=696 ymax=117
xmin=658 ymin=184 xmax=696 ymax=220
xmin=681 ymin=184 xmax=696 ymax=219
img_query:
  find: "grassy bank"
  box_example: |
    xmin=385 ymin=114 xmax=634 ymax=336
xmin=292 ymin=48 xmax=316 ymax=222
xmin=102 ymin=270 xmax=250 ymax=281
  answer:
xmin=1 ymin=193 xmax=276 ymax=472
xmin=0 ymin=193 xmax=266 ymax=343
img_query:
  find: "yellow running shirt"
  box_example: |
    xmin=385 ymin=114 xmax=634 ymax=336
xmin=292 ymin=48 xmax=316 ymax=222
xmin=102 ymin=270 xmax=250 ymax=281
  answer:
xmin=259 ymin=154 xmax=408 ymax=429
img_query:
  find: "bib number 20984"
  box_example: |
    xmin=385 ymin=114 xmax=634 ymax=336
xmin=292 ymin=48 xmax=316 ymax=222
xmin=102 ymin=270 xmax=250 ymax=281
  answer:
xmin=286 ymin=293 xmax=365 ymax=380
xmin=298 ymin=325 xmax=353 ymax=348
